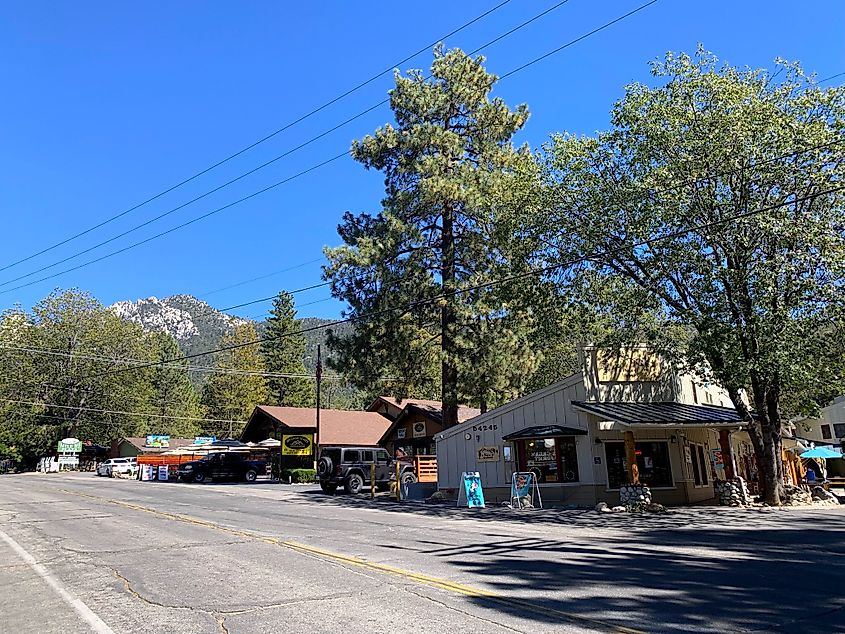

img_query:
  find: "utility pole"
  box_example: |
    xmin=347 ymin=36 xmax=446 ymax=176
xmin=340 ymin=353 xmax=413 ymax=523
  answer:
xmin=315 ymin=344 xmax=322 ymax=461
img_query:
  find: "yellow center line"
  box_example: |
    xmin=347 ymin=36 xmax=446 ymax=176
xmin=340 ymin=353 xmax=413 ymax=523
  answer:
xmin=60 ymin=488 xmax=647 ymax=634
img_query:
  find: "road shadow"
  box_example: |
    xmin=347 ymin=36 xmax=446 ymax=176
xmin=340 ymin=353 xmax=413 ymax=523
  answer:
xmin=304 ymin=492 xmax=845 ymax=632
xmin=449 ymin=516 xmax=845 ymax=633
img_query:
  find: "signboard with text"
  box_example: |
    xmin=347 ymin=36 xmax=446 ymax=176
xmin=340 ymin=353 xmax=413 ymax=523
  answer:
xmin=145 ymin=435 xmax=170 ymax=448
xmin=282 ymin=434 xmax=313 ymax=456
xmin=477 ymin=446 xmax=500 ymax=463
xmin=57 ymin=438 xmax=82 ymax=453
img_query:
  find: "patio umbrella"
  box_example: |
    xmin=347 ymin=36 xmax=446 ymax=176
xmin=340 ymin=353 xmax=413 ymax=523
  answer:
xmin=800 ymin=447 xmax=843 ymax=459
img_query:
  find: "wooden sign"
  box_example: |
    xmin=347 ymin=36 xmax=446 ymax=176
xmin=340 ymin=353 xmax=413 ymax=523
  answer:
xmin=477 ymin=446 xmax=500 ymax=462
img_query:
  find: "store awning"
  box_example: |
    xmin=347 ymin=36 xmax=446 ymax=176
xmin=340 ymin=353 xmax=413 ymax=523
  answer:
xmin=571 ymin=401 xmax=747 ymax=428
xmin=503 ymin=425 xmax=588 ymax=441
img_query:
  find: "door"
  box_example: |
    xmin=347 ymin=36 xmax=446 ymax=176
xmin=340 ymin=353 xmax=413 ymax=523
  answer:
xmin=375 ymin=450 xmax=391 ymax=482
xmin=209 ymin=454 xmax=226 ymax=479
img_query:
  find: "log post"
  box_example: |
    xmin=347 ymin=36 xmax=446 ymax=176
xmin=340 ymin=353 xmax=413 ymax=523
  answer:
xmin=624 ymin=430 xmax=639 ymax=484
xmin=719 ymin=429 xmax=736 ymax=480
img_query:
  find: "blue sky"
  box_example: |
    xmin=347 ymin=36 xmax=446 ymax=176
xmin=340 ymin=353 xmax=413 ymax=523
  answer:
xmin=1 ymin=1 xmax=842 ymax=320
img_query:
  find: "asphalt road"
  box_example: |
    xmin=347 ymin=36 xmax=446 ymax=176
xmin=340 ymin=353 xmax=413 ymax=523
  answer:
xmin=0 ymin=473 xmax=843 ymax=634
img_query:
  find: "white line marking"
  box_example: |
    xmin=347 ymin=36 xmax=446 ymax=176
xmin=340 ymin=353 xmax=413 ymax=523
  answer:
xmin=0 ymin=527 xmax=115 ymax=634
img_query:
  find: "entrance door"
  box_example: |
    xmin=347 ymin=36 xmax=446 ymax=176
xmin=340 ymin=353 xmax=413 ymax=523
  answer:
xmin=374 ymin=449 xmax=391 ymax=482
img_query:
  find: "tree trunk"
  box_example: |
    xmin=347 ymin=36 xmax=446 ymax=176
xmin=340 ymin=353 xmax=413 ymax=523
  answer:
xmin=723 ymin=382 xmax=782 ymax=504
xmin=440 ymin=200 xmax=459 ymax=428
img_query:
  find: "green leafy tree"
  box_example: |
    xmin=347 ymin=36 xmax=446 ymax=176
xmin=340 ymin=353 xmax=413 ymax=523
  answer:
xmin=260 ymin=292 xmax=314 ymax=407
xmin=534 ymin=48 xmax=845 ymax=504
xmin=201 ymin=322 xmax=269 ymax=437
xmin=144 ymin=331 xmax=202 ymax=438
xmin=324 ymin=45 xmax=538 ymax=423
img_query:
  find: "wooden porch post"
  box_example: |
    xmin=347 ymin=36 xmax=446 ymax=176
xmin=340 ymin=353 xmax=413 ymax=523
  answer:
xmin=623 ymin=430 xmax=639 ymax=484
xmin=719 ymin=429 xmax=735 ymax=480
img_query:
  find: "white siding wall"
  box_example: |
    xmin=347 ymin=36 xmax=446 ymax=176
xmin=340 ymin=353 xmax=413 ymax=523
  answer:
xmin=437 ymin=376 xmax=592 ymax=489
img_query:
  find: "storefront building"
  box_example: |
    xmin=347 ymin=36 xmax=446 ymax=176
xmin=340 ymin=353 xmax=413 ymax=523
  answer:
xmin=435 ymin=346 xmax=748 ymax=506
xmin=372 ymin=398 xmax=480 ymax=457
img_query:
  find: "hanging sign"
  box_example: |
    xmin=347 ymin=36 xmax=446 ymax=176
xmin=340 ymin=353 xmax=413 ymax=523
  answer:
xmin=710 ymin=449 xmax=724 ymax=468
xmin=58 ymin=455 xmax=79 ymax=467
xmin=57 ymin=438 xmax=82 ymax=453
xmin=510 ymin=471 xmax=542 ymax=509
xmin=282 ymin=434 xmax=313 ymax=456
xmin=458 ymin=472 xmax=485 ymax=508
xmin=157 ymin=466 xmax=169 ymax=481
xmin=477 ymin=446 xmax=500 ymax=462
xmin=145 ymin=435 xmax=170 ymax=448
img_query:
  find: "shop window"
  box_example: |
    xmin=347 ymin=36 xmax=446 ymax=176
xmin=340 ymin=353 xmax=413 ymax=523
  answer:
xmin=519 ymin=437 xmax=580 ymax=483
xmin=821 ymin=424 xmax=832 ymax=439
xmin=833 ymin=423 xmax=845 ymax=439
xmin=524 ymin=439 xmax=558 ymax=482
xmin=605 ymin=441 xmax=674 ymax=489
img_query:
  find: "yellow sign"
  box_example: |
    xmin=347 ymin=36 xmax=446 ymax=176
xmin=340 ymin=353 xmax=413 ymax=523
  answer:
xmin=281 ymin=434 xmax=313 ymax=455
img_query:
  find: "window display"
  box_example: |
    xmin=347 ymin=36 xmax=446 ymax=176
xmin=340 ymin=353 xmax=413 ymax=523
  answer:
xmin=605 ymin=441 xmax=673 ymax=489
xmin=519 ymin=437 xmax=580 ymax=483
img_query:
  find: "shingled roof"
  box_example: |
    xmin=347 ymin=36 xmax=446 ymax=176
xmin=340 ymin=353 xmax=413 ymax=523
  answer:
xmin=242 ymin=406 xmax=392 ymax=447
xmin=571 ymin=401 xmax=747 ymax=427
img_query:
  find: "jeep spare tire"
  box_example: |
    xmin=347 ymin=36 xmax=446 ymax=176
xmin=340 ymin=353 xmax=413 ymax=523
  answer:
xmin=317 ymin=456 xmax=332 ymax=477
xmin=401 ymin=471 xmax=418 ymax=486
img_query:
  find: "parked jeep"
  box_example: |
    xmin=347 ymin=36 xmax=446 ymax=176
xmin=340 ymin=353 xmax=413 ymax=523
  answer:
xmin=178 ymin=452 xmax=266 ymax=483
xmin=316 ymin=446 xmax=417 ymax=494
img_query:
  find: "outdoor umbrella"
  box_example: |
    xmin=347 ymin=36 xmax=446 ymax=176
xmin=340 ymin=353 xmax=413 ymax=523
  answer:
xmin=800 ymin=447 xmax=843 ymax=459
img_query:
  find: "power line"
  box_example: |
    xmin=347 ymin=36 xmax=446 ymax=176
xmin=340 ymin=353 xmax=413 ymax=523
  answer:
xmin=0 ymin=344 xmax=386 ymax=381
xmin=0 ymin=0 xmax=515 ymax=275
xmin=198 ymin=257 xmax=326 ymax=298
xmin=1 ymin=398 xmax=247 ymax=425
xmin=819 ymin=71 xmax=845 ymax=84
xmin=78 ymin=183 xmax=845 ymax=382
xmin=0 ymin=0 xmax=582 ymax=295
xmin=0 ymin=152 xmax=349 ymax=296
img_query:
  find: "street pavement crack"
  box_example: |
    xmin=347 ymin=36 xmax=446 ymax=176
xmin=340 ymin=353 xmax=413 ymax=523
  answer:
xmin=112 ymin=568 xmax=208 ymax=614
xmin=216 ymin=591 xmax=362 ymax=616
xmin=403 ymin=586 xmax=531 ymax=634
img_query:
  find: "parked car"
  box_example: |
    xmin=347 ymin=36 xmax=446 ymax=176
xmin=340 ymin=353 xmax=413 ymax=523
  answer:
xmin=177 ymin=452 xmax=266 ymax=483
xmin=316 ymin=446 xmax=417 ymax=495
xmin=96 ymin=458 xmax=137 ymax=478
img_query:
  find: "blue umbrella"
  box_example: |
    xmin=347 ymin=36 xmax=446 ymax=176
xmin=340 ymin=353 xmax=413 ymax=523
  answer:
xmin=800 ymin=447 xmax=843 ymax=459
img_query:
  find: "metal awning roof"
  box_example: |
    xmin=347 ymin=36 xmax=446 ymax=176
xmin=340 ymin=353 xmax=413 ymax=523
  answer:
xmin=503 ymin=425 xmax=588 ymax=441
xmin=571 ymin=401 xmax=747 ymax=427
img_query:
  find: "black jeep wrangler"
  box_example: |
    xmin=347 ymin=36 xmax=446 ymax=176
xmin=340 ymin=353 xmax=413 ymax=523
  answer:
xmin=316 ymin=446 xmax=417 ymax=495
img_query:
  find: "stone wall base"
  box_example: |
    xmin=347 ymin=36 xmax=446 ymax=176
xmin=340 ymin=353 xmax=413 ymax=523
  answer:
xmin=714 ymin=477 xmax=749 ymax=506
xmin=619 ymin=484 xmax=652 ymax=506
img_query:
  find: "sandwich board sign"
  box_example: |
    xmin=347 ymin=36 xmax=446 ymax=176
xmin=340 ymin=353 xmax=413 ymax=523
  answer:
xmin=457 ymin=472 xmax=485 ymax=508
xmin=157 ymin=466 xmax=169 ymax=481
xmin=510 ymin=471 xmax=542 ymax=509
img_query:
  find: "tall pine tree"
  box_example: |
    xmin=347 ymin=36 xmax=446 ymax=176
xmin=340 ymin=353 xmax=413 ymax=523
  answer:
xmin=201 ymin=323 xmax=269 ymax=438
xmin=324 ymin=46 xmax=538 ymax=425
xmin=260 ymin=291 xmax=313 ymax=407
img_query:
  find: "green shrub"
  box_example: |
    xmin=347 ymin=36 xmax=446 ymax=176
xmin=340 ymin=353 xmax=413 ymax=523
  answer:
xmin=282 ymin=468 xmax=316 ymax=483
